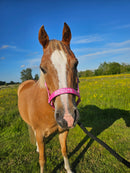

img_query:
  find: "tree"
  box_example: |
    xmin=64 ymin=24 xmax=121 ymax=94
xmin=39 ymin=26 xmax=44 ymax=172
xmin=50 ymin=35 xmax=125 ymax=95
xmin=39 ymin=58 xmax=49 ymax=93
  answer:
xmin=0 ymin=81 xmax=6 ymax=85
xmin=20 ymin=68 xmax=33 ymax=82
xmin=94 ymin=68 xmax=103 ymax=76
xmin=94 ymin=62 xmax=121 ymax=75
xmin=85 ymin=70 xmax=94 ymax=77
xmin=78 ymin=70 xmax=94 ymax=77
xmin=120 ymin=63 xmax=130 ymax=73
xmin=10 ymin=81 xmax=15 ymax=84
xmin=98 ymin=62 xmax=109 ymax=75
xmin=34 ymin=74 xmax=39 ymax=80
xmin=108 ymin=62 xmax=121 ymax=74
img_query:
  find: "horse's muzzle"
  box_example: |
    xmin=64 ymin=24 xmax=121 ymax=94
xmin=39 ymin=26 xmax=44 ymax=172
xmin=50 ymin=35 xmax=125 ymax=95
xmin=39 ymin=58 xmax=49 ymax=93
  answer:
xmin=55 ymin=108 xmax=79 ymax=129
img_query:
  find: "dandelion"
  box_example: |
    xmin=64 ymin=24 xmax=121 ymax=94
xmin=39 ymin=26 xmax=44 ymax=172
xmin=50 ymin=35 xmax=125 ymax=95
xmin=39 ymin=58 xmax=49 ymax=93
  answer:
xmin=93 ymin=94 xmax=97 ymax=98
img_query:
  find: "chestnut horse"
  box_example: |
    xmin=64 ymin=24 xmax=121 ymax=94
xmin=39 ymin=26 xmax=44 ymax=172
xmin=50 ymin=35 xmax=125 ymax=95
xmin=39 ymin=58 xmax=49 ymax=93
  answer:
xmin=18 ymin=23 xmax=80 ymax=173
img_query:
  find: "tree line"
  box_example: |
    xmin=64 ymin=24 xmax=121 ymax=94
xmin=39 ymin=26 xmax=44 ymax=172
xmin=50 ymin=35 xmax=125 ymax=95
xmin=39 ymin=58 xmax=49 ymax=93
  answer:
xmin=18 ymin=62 xmax=130 ymax=79
xmin=78 ymin=62 xmax=130 ymax=77
xmin=0 ymin=62 xmax=129 ymax=86
xmin=0 ymin=81 xmax=20 ymax=86
xmin=0 ymin=68 xmax=39 ymax=86
xmin=19 ymin=62 xmax=130 ymax=80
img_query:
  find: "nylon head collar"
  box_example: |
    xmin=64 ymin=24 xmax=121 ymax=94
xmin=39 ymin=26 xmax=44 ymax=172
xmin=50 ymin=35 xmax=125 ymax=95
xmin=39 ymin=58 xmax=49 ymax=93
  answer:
xmin=45 ymin=79 xmax=81 ymax=108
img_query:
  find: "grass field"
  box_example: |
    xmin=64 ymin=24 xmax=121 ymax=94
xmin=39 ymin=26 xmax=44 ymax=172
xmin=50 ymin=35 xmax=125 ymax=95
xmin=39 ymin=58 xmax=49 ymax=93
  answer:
xmin=0 ymin=74 xmax=130 ymax=173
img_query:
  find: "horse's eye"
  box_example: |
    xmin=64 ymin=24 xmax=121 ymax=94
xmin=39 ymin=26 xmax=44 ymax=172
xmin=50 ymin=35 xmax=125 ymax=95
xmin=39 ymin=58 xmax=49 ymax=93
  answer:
xmin=40 ymin=67 xmax=47 ymax=74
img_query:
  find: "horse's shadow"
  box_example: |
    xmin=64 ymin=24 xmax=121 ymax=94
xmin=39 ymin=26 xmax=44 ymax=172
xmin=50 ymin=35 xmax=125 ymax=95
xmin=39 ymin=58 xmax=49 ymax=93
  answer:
xmin=52 ymin=105 xmax=130 ymax=173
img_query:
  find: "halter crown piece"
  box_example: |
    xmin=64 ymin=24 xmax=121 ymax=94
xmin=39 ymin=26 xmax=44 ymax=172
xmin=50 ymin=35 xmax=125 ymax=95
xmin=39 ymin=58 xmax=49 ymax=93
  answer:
xmin=45 ymin=79 xmax=81 ymax=108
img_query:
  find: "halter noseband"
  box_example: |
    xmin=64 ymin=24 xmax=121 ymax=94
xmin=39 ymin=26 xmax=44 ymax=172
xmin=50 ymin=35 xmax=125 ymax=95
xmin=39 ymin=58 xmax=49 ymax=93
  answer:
xmin=45 ymin=79 xmax=81 ymax=108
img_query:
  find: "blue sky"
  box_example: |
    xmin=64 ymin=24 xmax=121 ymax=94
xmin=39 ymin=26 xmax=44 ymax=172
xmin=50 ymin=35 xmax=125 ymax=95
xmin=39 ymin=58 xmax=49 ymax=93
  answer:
xmin=0 ymin=0 xmax=130 ymax=82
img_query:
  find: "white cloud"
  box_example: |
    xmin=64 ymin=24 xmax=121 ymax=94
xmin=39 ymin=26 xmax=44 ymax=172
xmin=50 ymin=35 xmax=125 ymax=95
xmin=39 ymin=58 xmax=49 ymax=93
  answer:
xmin=114 ymin=24 xmax=130 ymax=30
xmin=79 ymin=47 xmax=130 ymax=59
xmin=0 ymin=44 xmax=29 ymax=53
xmin=31 ymin=65 xmax=39 ymax=69
xmin=26 ymin=57 xmax=41 ymax=69
xmin=71 ymin=35 xmax=103 ymax=44
xmin=20 ymin=63 xmax=39 ymax=70
xmin=74 ymin=38 xmax=130 ymax=61
xmin=28 ymin=57 xmax=41 ymax=64
xmin=73 ymin=36 xmax=130 ymax=70
xmin=108 ymin=40 xmax=130 ymax=47
xmin=0 ymin=45 xmax=16 ymax=50
xmin=27 ymin=52 xmax=39 ymax=56
xmin=73 ymin=47 xmax=95 ymax=53
xmin=20 ymin=65 xmax=25 ymax=68
xmin=0 ymin=45 xmax=9 ymax=49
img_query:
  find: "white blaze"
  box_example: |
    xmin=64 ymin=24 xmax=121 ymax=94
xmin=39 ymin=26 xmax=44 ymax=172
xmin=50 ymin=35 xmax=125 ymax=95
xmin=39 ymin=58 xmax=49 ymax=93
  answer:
xmin=51 ymin=50 xmax=74 ymax=127
xmin=51 ymin=50 xmax=68 ymax=107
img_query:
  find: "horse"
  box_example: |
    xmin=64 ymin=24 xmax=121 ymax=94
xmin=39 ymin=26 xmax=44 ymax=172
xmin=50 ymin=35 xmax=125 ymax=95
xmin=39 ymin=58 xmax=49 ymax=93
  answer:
xmin=18 ymin=23 xmax=81 ymax=173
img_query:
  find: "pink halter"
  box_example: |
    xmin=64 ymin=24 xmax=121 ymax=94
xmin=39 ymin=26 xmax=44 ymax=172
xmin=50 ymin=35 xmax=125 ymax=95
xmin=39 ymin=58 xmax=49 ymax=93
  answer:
xmin=45 ymin=79 xmax=81 ymax=108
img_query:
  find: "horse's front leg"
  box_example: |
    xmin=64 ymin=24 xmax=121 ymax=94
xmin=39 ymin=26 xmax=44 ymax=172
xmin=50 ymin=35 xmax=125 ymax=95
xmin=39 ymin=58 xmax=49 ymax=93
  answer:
xmin=36 ymin=130 xmax=45 ymax=173
xmin=59 ymin=130 xmax=73 ymax=173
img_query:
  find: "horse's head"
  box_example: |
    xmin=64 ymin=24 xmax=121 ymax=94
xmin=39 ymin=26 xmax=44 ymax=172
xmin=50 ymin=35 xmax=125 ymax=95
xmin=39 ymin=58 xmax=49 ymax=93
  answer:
xmin=39 ymin=23 xmax=80 ymax=129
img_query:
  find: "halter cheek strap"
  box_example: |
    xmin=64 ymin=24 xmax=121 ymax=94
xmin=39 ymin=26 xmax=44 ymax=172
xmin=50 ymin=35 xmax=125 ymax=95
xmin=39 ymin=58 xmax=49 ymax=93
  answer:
xmin=45 ymin=80 xmax=81 ymax=108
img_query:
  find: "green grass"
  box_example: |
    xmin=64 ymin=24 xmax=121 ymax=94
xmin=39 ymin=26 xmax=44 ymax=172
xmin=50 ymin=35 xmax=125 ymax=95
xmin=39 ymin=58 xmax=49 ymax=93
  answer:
xmin=0 ymin=74 xmax=130 ymax=173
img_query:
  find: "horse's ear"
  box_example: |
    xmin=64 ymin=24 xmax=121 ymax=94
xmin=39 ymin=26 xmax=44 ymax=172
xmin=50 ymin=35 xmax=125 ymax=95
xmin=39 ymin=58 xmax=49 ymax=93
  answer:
xmin=38 ymin=25 xmax=49 ymax=49
xmin=62 ymin=23 xmax=71 ymax=47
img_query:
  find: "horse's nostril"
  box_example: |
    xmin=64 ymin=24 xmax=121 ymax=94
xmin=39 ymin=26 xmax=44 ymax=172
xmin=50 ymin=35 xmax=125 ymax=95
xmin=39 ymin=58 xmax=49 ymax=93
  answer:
xmin=74 ymin=109 xmax=77 ymax=122
xmin=73 ymin=109 xmax=79 ymax=124
xmin=56 ymin=112 xmax=68 ymax=128
xmin=56 ymin=112 xmax=60 ymax=120
xmin=58 ymin=121 xmax=63 ymax=127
